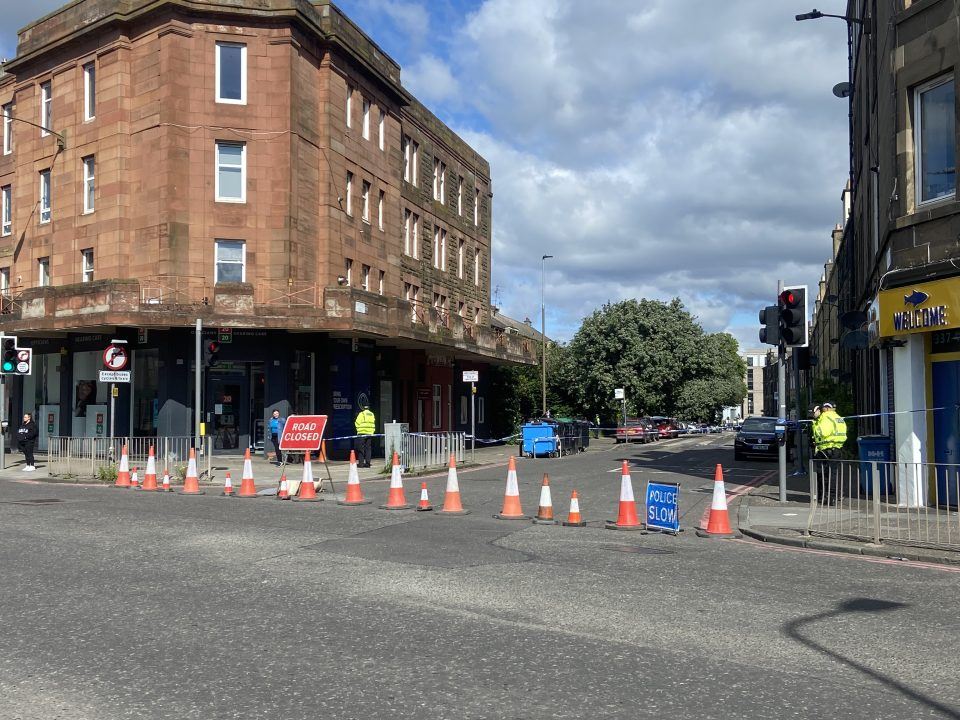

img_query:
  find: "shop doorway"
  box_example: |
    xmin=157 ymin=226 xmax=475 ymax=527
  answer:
xmin=206 ymin=362 xmax=264 ymax=453
xmin=931 ymin=360 xmax=960 ymax=506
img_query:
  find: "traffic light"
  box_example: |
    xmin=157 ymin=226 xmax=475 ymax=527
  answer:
xmin=779 ymin=287 xmax=808 ymax=347
xmin=1 ymin=335 xmax=17 ymax=374
xmin=759 ymin=306 xmax=780 ymax=346
xmin=204 ymin=340 xmax=221 ymax=368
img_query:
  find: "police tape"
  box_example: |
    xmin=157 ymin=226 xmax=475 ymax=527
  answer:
xmin=794 ymin=405 xmax=960 ymax=424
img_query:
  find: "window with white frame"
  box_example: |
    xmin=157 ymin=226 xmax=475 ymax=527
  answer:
xmin=38 ymin=257 xmax=50 ymax=287
xmin=82 ymin=156 xmax=95 ymax=214
xmin=2 ymin=103 xmax=12 ymax=154
xmin=402 ymin=135 xmax=411 ymax=182
xmin=215 ymin=43 xmax=246 ymax=104
xmin=433 ymin=227 xmax=444 ymax=269
xmin=361 ymin=180 xmax=370 ymax=222
xmin=403 ymin=209 xmax=411 ymax=255
xmin=474 ymin=247 xmax=480 ymax=286
xmin=474 ymin=187 xmax=480 ymax=226
xmin=405 ymin=282 xmax=419 ymax=323
xmin=1 ymin=185 xmax=10 ymax=237
xmin=39 ymin=169 xmax=51 ymax=224
xmin=433 ymin=159 xmax=446 ymax=202
xmin=345 ymin=85 xmax=352 ymax=128
xmin=412 ymin=141 xmax=419 ymax=186
xmin=432 ymin=384 xmax=441 ymax=429
xmin=0 ymin=267 xmax=9 ymax=295
xmin=345 ymin=172 xmax=353 ymax=216
xmin=40 ymin=81 xmax=51 ymax=136
xmin=441 ymin=229 xmax=446 ymax=270
xmin=457 ymin=239 xmax=464 ymax=279
xmin=81 ymin=248 xmax=94 ymax=282
xmin=915 ymin=75 xmax=956 ymax=206
xmin=378 ymin=109 xmax=385 ymax=151
xmin=83 ymin=62 xmax=96 ymax=120
xmin=457 ymin=176 xmax=463 ymax=215
xmin=344 ymin=258 xmax=353 ymax=286
xmin=215 ymin=141 xmax=245 ymax=202
xmin=362 ymin=98 xmax=370 ymax=139
xmin=378 ymin=269 xmax=384 ymax=295
xmin=378 ymin=189 xmax=384 ymax=231
xmin=412 ymin=213 xmax=420 ymax=259
xmin=215 ymin=240 xmax=245 ymax=283
xmin=361 ymin=264 xmax=370 ymax=291
xmin=458 ymin=300 xmax=465 ymax=317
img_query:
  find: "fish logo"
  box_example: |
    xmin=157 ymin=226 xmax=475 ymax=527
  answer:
xmin=904 ymin=290 xmax=929 ymax=307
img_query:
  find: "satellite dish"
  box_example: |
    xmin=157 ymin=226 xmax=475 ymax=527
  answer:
xmin=840 ymin=330 xmax=869 ymax=349
xmin=832 ymin=82 xmax=852 ymax=98
xmin=840 ymin=310 xmax=867 ymax=330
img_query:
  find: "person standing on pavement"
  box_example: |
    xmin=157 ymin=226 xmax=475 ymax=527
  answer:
xmin=354 ymin=403 xmax=376 ymax=468
xmin=268 ymin=409 xmax=285 ymax=465
xmin=811 ymin=402 xmax=848 ymax=505
xmin=17 ymin=413 xmax=38 ymax=472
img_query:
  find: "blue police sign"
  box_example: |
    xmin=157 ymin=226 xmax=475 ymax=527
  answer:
xmin=645 ymin=481 xmax=680 ymax=534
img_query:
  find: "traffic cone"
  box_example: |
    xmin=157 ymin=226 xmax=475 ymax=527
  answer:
xmin=532 ymin=473 xmax=557 ymax=525
xmin=221 ymin=471 xmax=234 ymax=496
xmin=130 ymin=467 xmax=139 ymax=489
xmin=562 ymin=490 xmax=587 ymax=527
xmin=494 ymin=456 xmax=528 ymax=520
xmin=179 ymin=448 xmax=204 ymax=495
xmin=292 ymin=455 xmax=320 ymax=502
xmin=277 ymin=474 xmax=290 ymax=500
xmin=416 ymin=482 xmax=433 ymax=511
xmin=380 ymin=452 xmax=412 ymax=509
xmin=114 ymin=444 xmax=131 ymax=488
xmin=161 ymin=469 xmax=171 ymax=492
xmin=140 ymin=447 xmax=159 ymax=491
xmin=605 ymin=461 xmax=643 ymax=531
xmin=236 ymin=448 xmax=258 ymax=498
xmin=697 ymin=464 xmax=738 ymax=538
xmin=438 ymin=454 xmax=469 ymax=515
xmin=337 ymin=450 xmax=371 ymax=505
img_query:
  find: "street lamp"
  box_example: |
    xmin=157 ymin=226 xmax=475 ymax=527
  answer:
xmin=795 ymin=8 xmax=870 ymax=33
xmin=541 ymin=254 xmax=553 ymax=417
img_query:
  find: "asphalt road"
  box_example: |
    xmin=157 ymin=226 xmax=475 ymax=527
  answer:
xmin=1 ymin=433 xmax=958 ymax=719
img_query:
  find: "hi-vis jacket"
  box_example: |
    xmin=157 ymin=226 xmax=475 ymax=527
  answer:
xmin=813 ymin=408 xmax=847 ymax=452
xmin=355 ymin=409 xmax=376 ymax=435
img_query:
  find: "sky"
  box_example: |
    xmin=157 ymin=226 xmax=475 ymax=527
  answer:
xmin=0 ymin=0 xmax=851 ymax=351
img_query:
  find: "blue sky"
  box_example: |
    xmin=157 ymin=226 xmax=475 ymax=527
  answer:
xmin=1 ymin=1 xmax=851 ymax=350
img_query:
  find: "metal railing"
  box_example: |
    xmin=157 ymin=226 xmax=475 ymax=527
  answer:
xmin=254 ymin=281 xmax=318 ymax=307
xmin=400 ymin=431 xmax=465 ymax=472
xmin=139 ymin=275 xmax=211 ymax=307
xmin=808 ymin=458 xmax=960 ymax=551
xmin=46 ymin=436 xmax=212 ymax=480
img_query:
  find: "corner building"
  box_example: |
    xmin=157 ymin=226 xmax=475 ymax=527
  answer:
xmin=0 ymin=0 xmax=533 ymax=454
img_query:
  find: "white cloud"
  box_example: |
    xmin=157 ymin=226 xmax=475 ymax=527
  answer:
xmin=403 ymin=53 xmax=459 ymax=105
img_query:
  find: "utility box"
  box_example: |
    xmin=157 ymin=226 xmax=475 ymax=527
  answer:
xmin=384 ymin=422 xmax=409 ymax=469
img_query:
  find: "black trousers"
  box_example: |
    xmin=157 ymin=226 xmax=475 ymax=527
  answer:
xmin=356 ymin=435 xmax=372 ymax=467
xmin=20 ymin=443 xmax=35 ymax=467
xmin=814 ymin=447 xmax=842 ymax=502
xmin=271 ymin=433 xmax=282 ymax=461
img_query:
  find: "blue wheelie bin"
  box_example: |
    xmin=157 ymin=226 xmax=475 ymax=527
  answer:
xmin=521 ymin=422 xmax=558 ymax=457
xmin=857 ymin=435 xmax=893 ymax=497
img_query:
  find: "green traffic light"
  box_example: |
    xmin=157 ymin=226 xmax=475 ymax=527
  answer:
xmin=1 ymin=361 xmax=13 ymax=372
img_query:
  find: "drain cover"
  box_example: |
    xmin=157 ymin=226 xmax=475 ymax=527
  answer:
xmin=601 ymin=544 xmax=673 ymax=555
xmin=0 ymin=498 xmax=65 ymax=505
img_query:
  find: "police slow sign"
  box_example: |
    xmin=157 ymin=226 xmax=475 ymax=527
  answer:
xmin=279 ymin=415 xmax=328 ymax=451
xmin=645 ymin=481 xmax=680 ymax=534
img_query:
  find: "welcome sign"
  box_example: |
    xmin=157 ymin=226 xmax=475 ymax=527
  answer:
xmin=878 ymin=277 xmax=960 ymax=337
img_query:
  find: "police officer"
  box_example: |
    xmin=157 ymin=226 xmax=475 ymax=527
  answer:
xmin=354 ymin=403 xmax=376 ymax=468
xmin=811 ymin=402 xmax=848 ymax=505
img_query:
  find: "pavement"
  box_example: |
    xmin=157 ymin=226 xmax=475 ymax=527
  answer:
xmin=2 ymin=432 xmax=960 ymax=718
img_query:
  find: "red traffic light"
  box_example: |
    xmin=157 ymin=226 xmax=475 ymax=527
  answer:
xmin=207 ymin=341 xmax=221 ymax=353
xmin=779 ymin=290 xmax=798 ymax=307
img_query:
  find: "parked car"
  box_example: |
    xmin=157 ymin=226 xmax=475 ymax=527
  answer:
xmin=734 ymin=416 xmax=791 ymax=461
xmin=616 ymin=420 xmax=646 ymax=444
xmin=650 ymin=416 xmax=679 ymax=439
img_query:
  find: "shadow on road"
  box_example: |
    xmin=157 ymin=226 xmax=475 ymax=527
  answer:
xmin=783 ymin=598 xmax=960 ymax=719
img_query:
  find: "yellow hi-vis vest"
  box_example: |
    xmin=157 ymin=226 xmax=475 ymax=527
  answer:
xmin=813 ymin=409 xmax=847 ymax=451
xmin=355 ymin=409 xmax=376 ymax=435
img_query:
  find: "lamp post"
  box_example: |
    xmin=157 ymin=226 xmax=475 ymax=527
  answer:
xmin=540 ymin=254 xmax=553 ymax=417
xmin=794 ymin=8 xmax=870 ymax=32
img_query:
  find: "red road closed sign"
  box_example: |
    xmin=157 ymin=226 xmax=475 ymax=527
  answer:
xmin=279 ymin=415 xmax=328 ymax=451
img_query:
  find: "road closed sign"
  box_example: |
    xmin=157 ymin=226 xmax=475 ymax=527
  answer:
xmin=645 ymin=480 xmax=680 ymax=534
xmin=279 ymin=415 xmax=328 ymax=451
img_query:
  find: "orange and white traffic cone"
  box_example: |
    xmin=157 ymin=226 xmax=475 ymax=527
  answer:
xmin=562 ymin=490 xmax=586 ymax=527
xmin=277 ymin=474 xmax=290 ymax=500
xmin=606 ymin=461 xmax=643 ymax=531
xmin=292 ymin=455 xmax=320 ymax=502
xmin=438 ymin=454 xmax=469 ymax=515
xmin=337 ymin=450 xmax=371 ymax=505
xmin=221 ymin=471 xmax=234 ymax=496
xmin=532 ymin=473 xmax=557 ymax=525
xmin=380 ymin=452 xmax=412 ymax=510
xmin=179 ymin=448 xmax=204 ymax=495
xmin=416 ymin=482 xmax=433 ymax=511
xmin=114 ymin=444 xmax=131 ymax=488
xmin=161 ymin=469 xmax=172 ymax=492
xmin=140 ymin=447 xmax=159 ymax=491
xmin=494 ymin=456 xmax=528 ymax=520
xmin=697 ymin=464 xmax=738 ymax=538
xmin=130 ymin=467 xmax=140 ymax=489
xmin=236 ymin=448 xmax=258 ymax=498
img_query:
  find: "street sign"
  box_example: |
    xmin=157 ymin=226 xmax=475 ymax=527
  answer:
xmin=645 ymin=481 xmax=680 ymax=534
xmin=279 ymin=415 xmax=329 ymax=451
xmin=462 ymin=370 xmax=479 ymax=383
xmin=614 ymin=388 xmax=625 ymax=400
xmin=103 ymin=344 xmax=129 ymax=371
xmin=99 ymin=370 xmax=131 ymax=383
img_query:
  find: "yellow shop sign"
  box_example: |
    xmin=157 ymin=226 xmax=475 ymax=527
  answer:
xmin=878 ymin=277 xmax=960 ymax=336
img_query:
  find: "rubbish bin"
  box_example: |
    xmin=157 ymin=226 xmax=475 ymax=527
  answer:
xmin=857 ymin=435 xmax=894 ymax=497
xmin=521 ymin=422 xmax=558 ymax=457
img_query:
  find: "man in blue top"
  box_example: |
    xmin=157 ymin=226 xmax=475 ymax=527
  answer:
xmin=269 ymin=409 xmax=285 ymax=464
